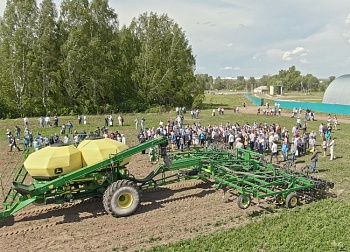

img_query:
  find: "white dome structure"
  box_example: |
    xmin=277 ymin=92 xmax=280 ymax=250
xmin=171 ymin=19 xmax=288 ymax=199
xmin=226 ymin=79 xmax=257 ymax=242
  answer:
xmin=323 ymin=74 xmax=350 ymax=105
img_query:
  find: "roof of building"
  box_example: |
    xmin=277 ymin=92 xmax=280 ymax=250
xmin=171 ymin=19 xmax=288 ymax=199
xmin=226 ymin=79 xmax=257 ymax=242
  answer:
xmin=323 ymin=74 xmax=350 ymax=105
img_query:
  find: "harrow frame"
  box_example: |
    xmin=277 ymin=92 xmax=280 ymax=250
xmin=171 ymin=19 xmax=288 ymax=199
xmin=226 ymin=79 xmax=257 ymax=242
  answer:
xmin=0 ymin=138 xmax=334 ymax=221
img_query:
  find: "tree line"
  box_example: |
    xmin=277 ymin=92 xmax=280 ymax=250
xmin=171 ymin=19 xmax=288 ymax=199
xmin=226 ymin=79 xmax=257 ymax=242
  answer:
xmin=0 ymin=0 xmax=202 ymax=119
xmin=196 ymin=66 xmax=335 ymax=93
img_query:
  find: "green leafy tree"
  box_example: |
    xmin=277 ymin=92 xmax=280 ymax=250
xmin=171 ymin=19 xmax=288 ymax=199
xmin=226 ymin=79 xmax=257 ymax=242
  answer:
xmin=129 ymin=12 xmax=199 ymax=109
xmin=196 ymin=74 xmax=213 ymax=91
xmin=59 ymin=0 xmax=119 ymax=113
xmin=35 ymin=0 xmax=60 ymax=115
xmin=0 ymin=0 xmax=39 ymax=117
xmin=247 ymin=77 xmax=256 ymax=93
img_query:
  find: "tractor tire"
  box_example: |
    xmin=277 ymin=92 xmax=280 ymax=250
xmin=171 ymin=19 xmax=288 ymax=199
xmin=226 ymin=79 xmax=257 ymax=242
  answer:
xmin=103 ymin=180 xmax=141 ymax=217
xmin=103 ymin=180 xmax=122 ymax=214
xmin=285 ymin=192 xmax=299 ymax=208
xmin=237 ymin=194 xmax=251 ymax=209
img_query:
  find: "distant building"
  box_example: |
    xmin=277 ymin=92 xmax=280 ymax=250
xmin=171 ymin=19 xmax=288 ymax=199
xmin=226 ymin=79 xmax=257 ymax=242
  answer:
xmin=323 ymin=74 xmax=350 ymax=105
xmin=253 ymin=86 xmax=268 ymax=94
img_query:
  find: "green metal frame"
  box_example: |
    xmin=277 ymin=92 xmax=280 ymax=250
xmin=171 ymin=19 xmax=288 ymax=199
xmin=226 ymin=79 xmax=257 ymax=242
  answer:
xmin=0 ymin=140 xmax=334 ymax=220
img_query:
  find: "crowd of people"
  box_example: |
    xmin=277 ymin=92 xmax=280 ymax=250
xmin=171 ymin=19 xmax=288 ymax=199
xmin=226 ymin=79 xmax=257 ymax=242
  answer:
xmin=134 ymin=108 xmax=339 ymax=174
xmin=7 ymin=108 xmax=339 ymax=172
xmin=7 ymin=114 xmax=130 ymax=152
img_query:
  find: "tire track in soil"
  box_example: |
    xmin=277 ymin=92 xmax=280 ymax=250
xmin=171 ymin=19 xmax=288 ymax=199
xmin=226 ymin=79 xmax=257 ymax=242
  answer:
xmin=0 ymin=198 xmax=105 ymax=236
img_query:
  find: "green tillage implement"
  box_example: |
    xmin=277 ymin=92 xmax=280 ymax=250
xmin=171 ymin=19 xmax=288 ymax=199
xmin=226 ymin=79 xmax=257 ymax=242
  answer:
xmin=0 ymin=138 xmax=334 ymax=222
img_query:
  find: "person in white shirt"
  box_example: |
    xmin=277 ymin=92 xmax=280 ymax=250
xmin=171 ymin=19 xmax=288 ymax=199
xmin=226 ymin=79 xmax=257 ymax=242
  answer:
xmin=236 ymin=138 xmax=244 ymax=149
xmin=270 ymin=141 xmax=279 ymax=164
xmin=228 ymin=132 xmax=235 ymax=150
xmin=329 ymin=137 xmax=335 ymax=160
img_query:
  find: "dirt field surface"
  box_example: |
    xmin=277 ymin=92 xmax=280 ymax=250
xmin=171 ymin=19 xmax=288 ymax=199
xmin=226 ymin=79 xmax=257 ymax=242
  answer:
xmin=0 ymin=151 xmax=263 ymax=252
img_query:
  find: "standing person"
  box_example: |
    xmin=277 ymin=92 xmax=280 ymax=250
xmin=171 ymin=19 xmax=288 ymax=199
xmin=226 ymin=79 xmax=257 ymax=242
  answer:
xmin=78 ymin=115 xmax=82 ymax=125
xmin=23 ymin=116 xmax=29 ymax=127
xmin=121 ymin=134 xmax=126 ymax=144
xmin=199 ymin=131 xmax=205 ymax=148
xmin=321 ymin=137 xmax=327 ymax=157
xmin=38 ymin=116 xmax=44 ymax=128
xmin=63 ymin=135 xmax=71 ymax=144
xmin=329 ymin=137 xmax=335 ymax=160
xmin=281 ymin=141 xmax=289 ymax=161
xmin=15 ymin=126 xmax=21 ymax=140
xmin=104 ymin=116 xmax=109 ymax=127
xmin=118 ymin=115 xmax=122 ymax=126
xmin=290 ymin=142 xmax=296 ymax=163
xmin=60 ymin=124 xmax=66 ymax=135
xmin=109 ymin=115 xmax=114 ymax=127
xmin=179 ymin=135 xmax=184 ymax=152
xmin=83 ymin=115 xmax=87 ymax=125
xmin=134 ymin=118 xmax=139 ymax=130
xmin=45 ymin=116 xmax=51 ymax=127
xmin=270 ymin=141 xmax=279 ymax=164
xmin=67 ymin=121 xmax=73 ymax=134
xmin=333 ymin=115 xmax=338 ymax=130
xmin=9 ymin=134 xmax=21 ymax=152
xmin=141 ymin=117 xmax=145 ymax=131
xmin=23 ymin=134 xmax=30 ymax=150
xmin=138 ymin=131 xmax=146 ymax=154
xmin=228 ymin=132 xmax=235 ymax=150
xmin=310 ymin=147 xmax=319 ymax=172
xmin=296 ymin=136 xmax=303 ymax=157
xmin=53 ymin=115 xmax=59 ymax=127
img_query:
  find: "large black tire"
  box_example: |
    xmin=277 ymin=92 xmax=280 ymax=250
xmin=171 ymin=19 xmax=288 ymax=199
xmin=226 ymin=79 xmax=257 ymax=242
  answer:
xmin=237 ymin=194 xmax=251 ymax=209
xmin=103 ymin=180 xmax=141 ymax=217
xmin=285 ymin=192 xmax=299 ymax=208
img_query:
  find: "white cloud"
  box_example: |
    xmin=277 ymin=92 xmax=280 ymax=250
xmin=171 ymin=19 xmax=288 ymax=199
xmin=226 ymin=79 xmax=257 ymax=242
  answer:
xmin=343 ymin=13 xmax=350 ymax=44
xmin=282 ymin=47 xmax=309 ymax=61
xmin=300 ymin=58 xmax=310 ymax=64
xmin=346 ymin=13 xmax=350 ymax=25
xmin=2 ymin=0 xmax=350 ymax=78
xmin=221 ymin=66 xmax=240 ymax=70
xmin=266 ymin=49 xmax=285 ymax=60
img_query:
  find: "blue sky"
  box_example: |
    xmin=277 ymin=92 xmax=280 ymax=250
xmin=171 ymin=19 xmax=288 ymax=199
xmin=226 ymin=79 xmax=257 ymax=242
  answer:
xmin=1 ymin=0 xmax=350 ymax=79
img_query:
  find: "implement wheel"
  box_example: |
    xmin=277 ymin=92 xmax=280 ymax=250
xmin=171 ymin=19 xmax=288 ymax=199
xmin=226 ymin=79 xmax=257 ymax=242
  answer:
xmin=32 ymin=197 xmax=46 ymax=206
xmin=275 ymin=194 xmax=285 ymax=205
xmin=285 ymin=193 xmax=299 ymax=208
xmin=237 ymin=194 xmax=251 ymax=209
xmin=103 ymin=180 xmax=141 ymax=217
